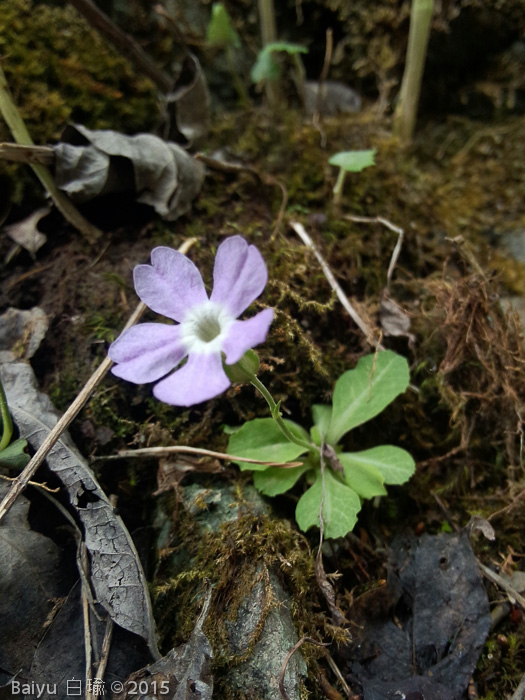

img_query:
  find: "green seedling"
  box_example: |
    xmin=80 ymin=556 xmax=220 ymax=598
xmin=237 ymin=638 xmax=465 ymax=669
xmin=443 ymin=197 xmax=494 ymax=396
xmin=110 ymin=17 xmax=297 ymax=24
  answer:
xmin=228 ymin=350 xmax=415 ymax=539
xmin=206 ymin=3 xmax=249 ymax=104
xmin=329 ymin=149 xmax=376 ymax=209
xmin=251 ymin=42 xmax=308 ymax=108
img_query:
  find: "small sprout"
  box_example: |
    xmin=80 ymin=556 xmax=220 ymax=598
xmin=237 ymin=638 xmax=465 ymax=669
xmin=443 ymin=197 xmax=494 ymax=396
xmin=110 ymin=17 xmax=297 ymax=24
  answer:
xmin=205 ymin=3 xmax=248 ymax=104
xmin=328 ymin=149 xmax=376 ymax=209
xmin=251 ymin=42 xmax=308 ymax=84
xmin=251 ymin=42 xmax=308 ymax=109
xmin=206 ymin=3 xmax=241 ymax=50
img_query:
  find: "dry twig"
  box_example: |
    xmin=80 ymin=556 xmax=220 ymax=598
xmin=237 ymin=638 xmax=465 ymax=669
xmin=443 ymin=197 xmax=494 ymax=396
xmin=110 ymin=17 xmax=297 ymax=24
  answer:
xmin=94 ymin=445 xmax=302 ymax=468
xmin=290 ymin=221 xmax=381 ymax=346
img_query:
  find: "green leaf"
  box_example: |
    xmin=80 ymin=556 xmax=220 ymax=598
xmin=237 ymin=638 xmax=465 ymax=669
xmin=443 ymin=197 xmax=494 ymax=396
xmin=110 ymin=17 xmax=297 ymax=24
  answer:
xmin=228 ymin=418 xmax=310 ymax=471
xmin=254 ymin=464 xmax=309 ymax=496
xmin=251 ymin=42 xmax=308 ymax=83
xmin=339 ymin=452 xmax=387 ymax=499
xmin=206 ymin=3 xmax=241 ymax=48
xmin=328 ymin=149 xmax=376 ymax=173
xmin=326 ymin=351 xmax=410 ymax=445
xmin=251 ymin=50 xmax=281 ymax=83
xmin=341 ymin=445 xmax=415 ymax=485
xmin=312 ymin=404 xmax=332 ymax=439
xmin=263 ymin=42 xmax=308 ymax=55
xmin=295 ymin=468 xmax=361 ymax=539
xmin=0 ymin=438 xmax=29 ymax=469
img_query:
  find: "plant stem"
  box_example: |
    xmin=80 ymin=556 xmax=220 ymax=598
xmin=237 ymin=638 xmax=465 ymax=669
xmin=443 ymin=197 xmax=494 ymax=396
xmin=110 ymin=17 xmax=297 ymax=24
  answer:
xmin=0 ymin=64 xmax=102 ymax=243
xmin=249 ymin=374 xmax=318 ymax=455
xmin=257 ymin=0 xmax=279 ymax=109
xmin=332 ymin=168 xmax=346 ymax=208
xmin=392 ymin=0 xmax=435 ymax=144
xmin=0 ymin=378 xmax=13 ymax=453
xmin=226 ymin=45 xmax=250 ymax=106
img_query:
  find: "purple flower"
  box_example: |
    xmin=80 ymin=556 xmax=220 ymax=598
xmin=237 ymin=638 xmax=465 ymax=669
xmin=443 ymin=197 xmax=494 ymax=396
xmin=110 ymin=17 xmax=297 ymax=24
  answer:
xmin=108 ymin=236 xmax=273 ymax=407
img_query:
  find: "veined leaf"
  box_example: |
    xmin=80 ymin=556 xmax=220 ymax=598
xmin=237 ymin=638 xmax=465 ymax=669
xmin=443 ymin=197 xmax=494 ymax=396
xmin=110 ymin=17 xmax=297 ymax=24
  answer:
xmin=254 ymin=464 xmax=309 ymax=496
xmin=341 ymin=445 xmax=415 ymax=485
xmin=339 ymin=452 xmax=387 ymax=499
xmin=312 ymin=404 xmax=332 ymax=440
xmin=326 ymin=351 xmax=410 ymax=445
xmin=295 ymin=468 xmax=361 ymax=539
xmin=227 ymin=418 xmax=310 ymax=471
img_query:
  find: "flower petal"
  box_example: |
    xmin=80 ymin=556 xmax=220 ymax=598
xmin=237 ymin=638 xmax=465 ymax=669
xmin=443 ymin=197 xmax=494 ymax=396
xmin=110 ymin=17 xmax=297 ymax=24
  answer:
xmin=211 ymin=236 xmax=268 ymax=317
xmin=222 ymin=308 xmax=274 ymax=365
xmin=109 ymin=323 xmax=186 ymax=383
xmin=153 ymin=352 xmax=230 ymax=406
xmin=134 ymin=247 xmax=208 ymax=321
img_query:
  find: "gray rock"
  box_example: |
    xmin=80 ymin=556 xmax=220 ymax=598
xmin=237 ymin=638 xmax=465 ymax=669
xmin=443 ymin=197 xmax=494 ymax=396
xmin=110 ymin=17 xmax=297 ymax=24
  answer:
xmin=499 ymin=228 xmax=525 ymax=264
xmin=226 ymin=565 xmax=307 ymax=700
xmin=177 ymin=482 xmax=307 ymax=699
xmin=303 ymin=80 xmax=362 ymax=116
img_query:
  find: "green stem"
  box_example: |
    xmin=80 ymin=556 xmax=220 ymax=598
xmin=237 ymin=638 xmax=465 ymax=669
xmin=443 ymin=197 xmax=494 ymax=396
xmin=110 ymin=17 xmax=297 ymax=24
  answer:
xmin=0 ymin=378 xmax=13 ymax=453
xmin=392 ymin=0 xmax=435 ymax=144
xmin=226 ymin=45 xmax=250 ymax=106
xmin=249 ymin=374 xmax=318 ymax=455
xmin=332 ymin=168 xmax=346 ymax=208
xmin=257 ymin=0 xmax=279 ymax=110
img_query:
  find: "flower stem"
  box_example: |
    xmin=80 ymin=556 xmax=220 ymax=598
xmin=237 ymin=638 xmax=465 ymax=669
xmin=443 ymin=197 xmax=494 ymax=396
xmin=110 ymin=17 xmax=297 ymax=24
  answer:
xmin=0 ymin=378 xmax=13 ymax=453
xmin=249 ymin=374 xmax=318 ymax=455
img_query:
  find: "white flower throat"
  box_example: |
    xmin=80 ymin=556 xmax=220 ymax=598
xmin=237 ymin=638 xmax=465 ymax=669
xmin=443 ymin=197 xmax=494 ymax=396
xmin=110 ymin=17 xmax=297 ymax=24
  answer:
xmin=180 ymin=301 xmax=233 ymax=354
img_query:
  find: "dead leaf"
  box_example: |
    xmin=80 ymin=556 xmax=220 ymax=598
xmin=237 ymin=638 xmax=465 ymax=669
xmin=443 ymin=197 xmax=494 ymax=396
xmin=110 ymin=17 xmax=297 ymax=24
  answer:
xmin=380 ymin=293 xmax=416 ymax=346
xmin=466 ymin=514 xmax=496 ymax=541
xmin=28 ymin=582 xmax=152 ymax=698
xmin=0 ymin=307 xmax=48 ymax=363
xmin=347 ymin=533 xmax=491 ymax=700
xmin=115 ymin=586 xmax=214 ymax=699
xmin=0 ymin=483 xmax=64 ymax=679
xmin=166 ymin=54 xmax=211 ymax=144
xmin=2 ymin=207 xmax=49 ymax=257
xmin=54 ymin=125 xmax=205 ymax=221
xmin=0 ymin=311 xmax=160 ymax=658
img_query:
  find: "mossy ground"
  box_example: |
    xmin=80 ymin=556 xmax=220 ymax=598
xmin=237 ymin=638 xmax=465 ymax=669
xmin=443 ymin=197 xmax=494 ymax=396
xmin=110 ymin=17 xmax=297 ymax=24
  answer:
xmin=2 ymin=3 xmax=525 ymax=697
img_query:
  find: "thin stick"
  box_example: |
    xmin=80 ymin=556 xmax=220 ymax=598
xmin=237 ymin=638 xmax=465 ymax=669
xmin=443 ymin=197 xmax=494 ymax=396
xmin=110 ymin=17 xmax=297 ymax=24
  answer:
xmin=478 ymin=561 xmax=525 ymax=610
xmin=0 ymin=65 xmax=101 ymax=244
xmin=290 ymin=221 xmax=381 ymax=347
xmin=94 ymin=445 xmax=303 ymax=468
xmin=94 ymin=617 xmax=114 ymax=684
xmin=81 ymin=545 xmax=93 ymax=700
xmin=344 ymin=215 xmax=405 ymax=295
xmin=67 ymin=0 xmax=173 ymax=93
xmin=0 ymin=474 xmax=60 ymax=493
xmin=0 ymin=239 xmax=196 ymax=524
xmin=278 ymin=637 xmax=328 ymax=700
xmin=314 ymin=28 xmax=333 ymax=117
xmin=0 ymin=142 xmax=55 ymax=166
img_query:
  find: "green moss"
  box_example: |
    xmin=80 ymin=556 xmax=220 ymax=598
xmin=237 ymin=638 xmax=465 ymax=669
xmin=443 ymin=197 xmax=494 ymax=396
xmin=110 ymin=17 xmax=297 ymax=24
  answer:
xmin=0 ymin=0 xmax=159 ymax=202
